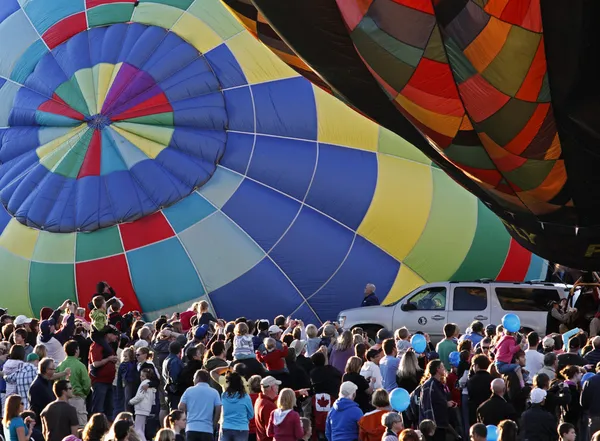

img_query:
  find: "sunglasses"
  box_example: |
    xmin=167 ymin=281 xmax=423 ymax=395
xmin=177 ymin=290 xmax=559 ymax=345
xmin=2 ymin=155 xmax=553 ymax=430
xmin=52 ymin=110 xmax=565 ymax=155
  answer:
xmin=482 ymin=346 xmax=490 ymax=350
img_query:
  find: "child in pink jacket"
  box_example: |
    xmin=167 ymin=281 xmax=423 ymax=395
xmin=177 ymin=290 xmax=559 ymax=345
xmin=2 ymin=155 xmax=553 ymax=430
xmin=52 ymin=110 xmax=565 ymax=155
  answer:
xmin=494 ymin=331 xmax=525 ymax=386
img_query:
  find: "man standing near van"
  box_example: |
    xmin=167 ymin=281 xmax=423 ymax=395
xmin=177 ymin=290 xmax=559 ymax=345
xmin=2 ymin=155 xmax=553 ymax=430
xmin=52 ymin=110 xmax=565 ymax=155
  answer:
xmin=361 ymin=284 xmax=380 ymax=307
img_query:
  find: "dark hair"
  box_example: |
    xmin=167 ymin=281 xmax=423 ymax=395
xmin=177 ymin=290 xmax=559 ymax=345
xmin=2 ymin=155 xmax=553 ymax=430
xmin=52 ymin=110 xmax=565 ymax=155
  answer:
xmin=53 ymin=380 xmax=70 ymax=398
xmin=426 ymin=360 xmax=443 ymax=377
xmin=186 ymin=346 xmax=199 ymax=360
xmin=14 ymin=328 xmax=27 ymax=340
xmin=511 ymin=349 xmax=525 ymax=363
xmin=472 ymin=354 xmax=491 ymax=370
xmin=92 ymin=296 xmax=105 ymax=309
xmin=282 ymin=334 xmax=294 ymax=347
xmin=471 ymin=423 xmax=487 ymax=439
xmin=169 ymin=341 xmax=182 ymax=355
xmin=224 ymin=371 xmax=247 ymax=398
xmin=194 ymin=369 xmax=210 ymax=384
xmin=3 ymin=395 xmax=22 ymax=426
xmin=211 ymin=341 xmax=226 ymax=357
xmin=568 ymin=336 xmax=581 ymax=350
xmin=471 ymin=321 xmax=484 ymax=334
xmin=258 ymin=321 xmax=269 ymax=332
xmin=399 ymin=429 xmax=421 ymax=441
xmin=311 ymin=352 xmax=325 ymax=367
xmin=274 ymin=315 xmax=286 ymax=327
xmin=96 ymin=281 xmax=107 ymax=293
xmin=83 ymin=413 xmax=110 ymax=441
xmin=113 ymin=420 xmax=132 ymax=441
xmin=561 ymin=365 xmax=580 ymax=380
xmin=558 ymin=423 xmax=575 ymax=437
xmin=498 ymin=420 xmax=518 ymax=441
xmin=8 ymin=345 xmax=25 ymax=361
xmin=527 ymin=332 xmax=540 ymax=347
xmin=355 ymin=343 xmax=367 ymax=360
xmin=443 ymin=323 xmax=457 ymax=338
xmin=382 ymin=338 xmax=396 ymax=355
xmin=165 ymin=410 xmax=184 ymax=429
xmin=543 ymin=352 xmax=556 ymax=367
xmin=141 ymin=368 xmax=155 ymax=381
xmin=533 ymin=373 xmax=550 ymax=390
xmin=64 ymin=340 xmax=79 ymax=357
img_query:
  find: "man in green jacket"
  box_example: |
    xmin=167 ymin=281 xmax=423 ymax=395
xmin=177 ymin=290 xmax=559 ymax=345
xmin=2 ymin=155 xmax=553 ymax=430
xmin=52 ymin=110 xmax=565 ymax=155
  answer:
xmin=57 ymin=340 xmax=91 ymax=427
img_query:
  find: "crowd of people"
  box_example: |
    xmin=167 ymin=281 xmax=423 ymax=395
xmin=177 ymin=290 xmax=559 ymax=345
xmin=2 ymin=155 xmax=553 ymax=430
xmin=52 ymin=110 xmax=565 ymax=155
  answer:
xmin=1 ymin=281 xmax=600 ymax=441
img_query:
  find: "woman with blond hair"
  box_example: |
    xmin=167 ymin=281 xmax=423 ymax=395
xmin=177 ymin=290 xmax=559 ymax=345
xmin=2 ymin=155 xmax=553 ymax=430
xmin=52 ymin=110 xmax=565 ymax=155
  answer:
xmin=155 ymin=429 xmax=176 ymax=441
xmin=267 ymin=388 xmax=304 ymax=441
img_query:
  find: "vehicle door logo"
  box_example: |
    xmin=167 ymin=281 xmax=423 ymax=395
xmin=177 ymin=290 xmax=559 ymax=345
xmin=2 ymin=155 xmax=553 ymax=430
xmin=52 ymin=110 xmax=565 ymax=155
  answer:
xmin=418 ymin=316 xmax=427 ymax=326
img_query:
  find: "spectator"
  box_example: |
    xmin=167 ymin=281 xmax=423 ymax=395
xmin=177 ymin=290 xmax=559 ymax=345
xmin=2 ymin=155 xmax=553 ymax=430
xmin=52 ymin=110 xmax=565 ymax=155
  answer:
xmin=397 ymin=350 xmax=424 ymax=394
xmin=89 ymin=325 xmax=120 ymax=416
xmin=164 ymin=410 xmax=187 ymax=441
xmin=519 ymin=388 xmax=557 ymax=441
xmin=163 ymin=341 xmax=184 ymax=411
xmin=460 ymin=321 xmax=485 ymax=347
xmin=82 ymin=413 xmax=110 ymax=441
xmin=12 ymin=328 xmax=33 ymax=357
xmin=467 ymin=355 xmax=493 ymax=425
xmin=29 ymin=357 xmax=61 ymax=424
xmin=342 ymin=356 xmax=373 ymax=413
xmin=328 ymin=331 xmax=355 ymax=375
xmin=57 ymin=340 xmax=91 ymax=427
xmin=220 ymin=371 xmax=254 ymax=441
xmin=558 ymin=423 xmax=576 ymax=441
xmin=266 ymin=388 xmax=303 ymax=441
xmin=469 ymin=423 xmax=487 ymax=441
xmin=380 ymin=339 xmax=400 ymax=393
xmin=358 ymin=389 xmax=391 ymax=441
xmin=360 ymin=348 xmax=383 ymax=391
xmin=3 ymin=394 xmax=36 ymax=441
xmin=129 ymin=367 xmax=157 ymax=441
xmin=179 ymin=346 xmax=204 ymax=391
xmin=419 ymin=360 xmax=453 ymax=441
xmin=205 ymin=341 xmax=229 ymax=393
xmin=476 ymin=379 xmax=517 ymax=426
xmin=585 ymin=337 xmax=600 ymax=366
xmin=557 ymin=337 xmax=587 ymax=373
xmin=309 ymin=351 xmax=342 ymax=399
xmin=5 ymin=353 xmax=38 ymax=408
xmin=178 ymin=370 xmax=222 ymax=441
xmin=37 ymin=300 xmax=76 ymax=363
xmin=525 ymin=332 xmax=545 ymax=380
xmin=361 ymin=284 xmax=379 ymax=307
xmin=436 ymin=324 xmax=458 ymax=371
xmin=539 ymin=352 xmax=558 ymax=381
xmin=497 ymin=420 xmax=518 ymax=441
xmin=533 ymin=373 xmax=571 ymax=418
xmin=255 ymin=376 xmax=280 ymax=441
xmin=40 ymin=379 xmax=79 ymax=441
xmin=381 ymin=412 xmax=403 ymax=441
xmin=325 ymin=382 xmax=363 ymax=441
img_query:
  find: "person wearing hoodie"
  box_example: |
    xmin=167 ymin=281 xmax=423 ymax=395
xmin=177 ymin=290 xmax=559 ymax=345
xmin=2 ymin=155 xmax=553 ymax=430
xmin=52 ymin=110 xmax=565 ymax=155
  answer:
xmin=360 ymin=348 xmax=383 ymax=391
xmin=358 ymin=389 xmax=391 ymax=441
xmin=130 ymin=368 xmax=158 ymax=441
xmin=221 ymin=372 xmax=254 ymax=441
xmin=325 ymin=381 xmax=363 ymax=441
xmin=266 ymin=388 xmax=303 ymax=441
xmin=37 ymin=300 xmax=76 ymax=363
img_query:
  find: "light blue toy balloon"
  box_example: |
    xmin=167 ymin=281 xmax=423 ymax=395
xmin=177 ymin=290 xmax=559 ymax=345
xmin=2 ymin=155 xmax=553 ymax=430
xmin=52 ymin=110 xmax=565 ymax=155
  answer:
xmin=411 ymin=334 xmax=427 ymax=354
xmin=502 ymin=313 xmax=521 ymax=333
xmin=486 ymin=425 xmax=498 ymax=441
xmin=390 ymin=388 xmax=411 ymax=412
xmin=449 ymin=351 xmax=460 ymax=368
xmin=582 ymin=372 xmax=595 ymax=384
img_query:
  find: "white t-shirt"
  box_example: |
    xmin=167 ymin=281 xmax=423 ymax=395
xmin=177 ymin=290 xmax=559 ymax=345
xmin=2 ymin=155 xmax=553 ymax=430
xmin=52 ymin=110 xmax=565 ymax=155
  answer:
xmin=233 ymin=335 xmax=254 ymax=359
xmin=360 ymin=361 xmax=383 ymax=390
xmin=525 ymin=349 xmax=545 ymax=381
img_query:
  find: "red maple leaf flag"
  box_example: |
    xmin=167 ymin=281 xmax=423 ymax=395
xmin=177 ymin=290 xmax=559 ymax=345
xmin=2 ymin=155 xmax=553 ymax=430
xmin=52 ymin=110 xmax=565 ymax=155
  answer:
xmin=315 ymin=393 xmax=331 ymax=412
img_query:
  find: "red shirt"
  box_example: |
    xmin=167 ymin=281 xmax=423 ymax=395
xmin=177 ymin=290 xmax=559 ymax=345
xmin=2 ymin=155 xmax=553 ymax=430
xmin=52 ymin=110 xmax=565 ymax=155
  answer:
xmin=256 ymin=347 xmax=288 ymax=371
xmin=89 ymin=343 xmax=116 ymax=384
xmin=180 ymin=310 xmax=195 ymax=331
xmin=255 ymin=393 xmax=277 ymax=441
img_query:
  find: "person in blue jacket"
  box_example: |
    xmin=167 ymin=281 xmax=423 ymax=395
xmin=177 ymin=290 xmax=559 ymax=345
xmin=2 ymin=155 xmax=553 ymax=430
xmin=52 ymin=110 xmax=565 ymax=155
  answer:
xmin=326 ymin=381 xmax=363 ymax=441
xmin=220 ymin=371 xmax=254 ymax=441
xmin=361 ymin=284 xmax=380 ymax=307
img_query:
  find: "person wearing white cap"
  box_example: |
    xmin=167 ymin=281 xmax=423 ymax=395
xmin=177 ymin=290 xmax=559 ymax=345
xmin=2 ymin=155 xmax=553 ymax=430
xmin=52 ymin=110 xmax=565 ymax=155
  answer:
xmin=257 ymin=326 xmax=285 ymax=354
xmin=14 ymin=315 xmax=33 ymax=328
xmin=325 ymin=382 xmax=363 ymax=441
xmin=255 ymin=376 xmax=282 ymax=441
xmin=519 ymin=388 xmax=557 ymax=441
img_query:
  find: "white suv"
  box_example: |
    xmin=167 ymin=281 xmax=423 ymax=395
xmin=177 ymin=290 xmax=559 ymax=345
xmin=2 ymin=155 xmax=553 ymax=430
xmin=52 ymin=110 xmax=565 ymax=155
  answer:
xmin=338 ymin=281 xmax=574 ymax=340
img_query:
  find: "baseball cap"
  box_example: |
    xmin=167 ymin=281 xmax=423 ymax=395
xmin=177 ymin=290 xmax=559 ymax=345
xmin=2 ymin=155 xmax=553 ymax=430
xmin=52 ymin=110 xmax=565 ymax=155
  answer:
xmin=195 ymin=324 xmax=209 ymax=340
xmin=268 ymin=325 xmax=282 ymax=335
xmin=542 ymin=336 xmax=555 ymax=348
xmin=340 ymin=381 xmax=358 ymax=397
xmin=261 ymin=376 xmax=282 ymax=387
xmin=485 ymin=324 xmax=496 ymax=335
xmin=26 ymin=353 xmax=39 ymax=362
xmin=376 ymin=328 xmax=392 ymax=343
xmin=530 ymin=388 xmax=547 ymax=404
xmin=40 ymin=320 xmax=52 ymax=336
xmin=14 ymin=315 xmax=32 ymax=326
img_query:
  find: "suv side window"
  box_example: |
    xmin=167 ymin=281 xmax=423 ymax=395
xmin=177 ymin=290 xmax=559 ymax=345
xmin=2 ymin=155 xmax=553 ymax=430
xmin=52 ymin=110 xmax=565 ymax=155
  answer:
xmin=495 ymin=287 xmax=560 ymax=311
xmin=408 ymin=287 xmax=446 ymax=310
xmin=453 ymin=287 xmax=487 ymax=311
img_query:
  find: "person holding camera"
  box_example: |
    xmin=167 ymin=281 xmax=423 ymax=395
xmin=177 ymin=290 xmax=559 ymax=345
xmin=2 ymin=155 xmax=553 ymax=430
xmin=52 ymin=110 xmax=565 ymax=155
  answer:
xmin=36 ymin=299 xmax=76 ymax=364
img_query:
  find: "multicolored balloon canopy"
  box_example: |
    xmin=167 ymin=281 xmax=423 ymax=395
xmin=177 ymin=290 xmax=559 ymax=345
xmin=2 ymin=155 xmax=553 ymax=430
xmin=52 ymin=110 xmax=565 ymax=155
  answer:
xmin=226 ymin=0 xmax=600 ymax=270
xmin=0 ymin=0 xmax=546 ymax=322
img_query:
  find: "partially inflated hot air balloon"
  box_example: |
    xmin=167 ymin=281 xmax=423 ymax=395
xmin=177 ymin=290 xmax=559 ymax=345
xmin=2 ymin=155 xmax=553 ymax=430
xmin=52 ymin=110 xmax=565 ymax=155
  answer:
xmin=225 ymin=0 xmax=600 ymax=270
xmin=0 ymin=0 xmax=545 ymax=322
